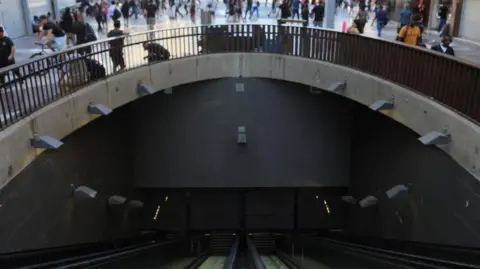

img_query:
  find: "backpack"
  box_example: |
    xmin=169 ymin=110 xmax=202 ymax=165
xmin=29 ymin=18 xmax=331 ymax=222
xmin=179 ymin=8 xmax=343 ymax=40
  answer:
xmin=85 ymin=23 xmax=97 ymax=42
xmin=113 ymin=8 xmax=122 ymax=20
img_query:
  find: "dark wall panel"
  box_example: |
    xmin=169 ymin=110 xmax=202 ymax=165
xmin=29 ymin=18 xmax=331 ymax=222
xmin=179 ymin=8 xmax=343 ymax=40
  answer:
xmin=0 ymin=105 xmax=142 ymax=252
xmin=347 ymin=106 xmax=480 ymax=248
xmin=132 ymin=78 xmax=354 ymax=188
xmin=139 ymin=189 xmax=188 ymax=231
xmin=297 ymin=188 xmax=347 ymax=230
xmin=245 ymin=189 xmax=294 ymax=230
xmin=190 ymin=190 xmax=242 ymax=230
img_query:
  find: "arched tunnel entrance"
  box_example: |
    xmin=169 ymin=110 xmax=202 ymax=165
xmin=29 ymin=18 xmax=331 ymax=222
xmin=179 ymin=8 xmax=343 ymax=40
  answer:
xmin=1 ymin=78 xmax=480 ymax=267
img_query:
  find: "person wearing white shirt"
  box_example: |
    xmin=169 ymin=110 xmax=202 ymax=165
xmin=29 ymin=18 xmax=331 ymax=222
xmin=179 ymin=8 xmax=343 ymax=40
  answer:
xmin=107 ymin=1 xmax=121 ymax=22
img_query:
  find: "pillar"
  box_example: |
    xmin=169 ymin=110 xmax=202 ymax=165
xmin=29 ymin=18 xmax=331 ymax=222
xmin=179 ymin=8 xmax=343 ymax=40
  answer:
xmin=324 ymin=0 xmax=336 ymax=29
xmin=21 ymin=0 xmax=33 ymax=35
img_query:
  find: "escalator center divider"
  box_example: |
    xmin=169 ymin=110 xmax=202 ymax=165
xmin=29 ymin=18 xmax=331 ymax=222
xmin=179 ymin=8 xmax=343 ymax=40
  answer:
xmin=223 ymin=235 xmax=240 ymax=269
xmin=246 ymin=235 xmax=266 ymax=269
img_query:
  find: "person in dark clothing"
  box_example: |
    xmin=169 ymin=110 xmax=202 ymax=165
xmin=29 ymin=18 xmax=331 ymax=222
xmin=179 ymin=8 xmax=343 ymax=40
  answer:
xmin=143 ymin=41 xmax=170 ymax=63
xmin=71 ymin=18 xmax=97 ymax=55
xmin=291 ymin=0 xmax=300 ymax=19
xmin=371 ymin=5 xmax=388 ymax=37
xmin=94 ymin=3 xmax=105 ymax=31
xmin=60 ymin=7 xmax=74 ymax=46
xmin=122 ymin=0 xmax=131 ymax=27
xmin=311 ymin=2 xmax=325 ymax=27
xmin=0 ymin=27 xmax=22 ymax=86
xmin=107 ymin=20 xmax=127 ymax=71
xmin=244 ymin=0 xmax=253 ymax=20
xmin=301 ymin=3 xmax=309 ymax=27
xmin=144 ymin=1 xmax=158 ymax=35
xmin=437 ymin=2 xmax=449 ymax=32
xmin=431 ymin=35 xmax=455 ymax=56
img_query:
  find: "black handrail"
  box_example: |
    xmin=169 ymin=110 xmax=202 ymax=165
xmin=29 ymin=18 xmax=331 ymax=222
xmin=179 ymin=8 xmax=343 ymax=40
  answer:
xmin=246 ymin=235 xmax=266 ymax=269
xmin=223 ymin=235 xmax=239 ymax=269
xmin=282 ymin=234 xmax=480 ymax=269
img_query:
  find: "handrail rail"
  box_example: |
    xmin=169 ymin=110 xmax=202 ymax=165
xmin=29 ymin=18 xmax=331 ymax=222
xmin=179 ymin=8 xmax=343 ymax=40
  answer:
xmin=320 ymin=238 xmax=480 ymax=269
xmin=246 ymin=235 xmax=266 ymax=269
xmin=0 ymin=24 xmax=478 ymax=131
xmin=223 ymin=235 xmax=239 ymax=269
xmin=281 ymin=234 xmax=480 ymax=268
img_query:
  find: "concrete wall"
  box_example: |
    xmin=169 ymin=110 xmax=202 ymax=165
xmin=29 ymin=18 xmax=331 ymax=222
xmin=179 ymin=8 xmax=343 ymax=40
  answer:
xmin=131 ymin=78 xmax=353 ymax=188
xmin=0 ymin=104 xmax=143 ymax=253
xmin=139 ymin=187 xmax=347 ymax=232
xmin=2 ymin=54 xmax=479 ymax=195
xmin=346 ymin=105 xmax=480 ymax=248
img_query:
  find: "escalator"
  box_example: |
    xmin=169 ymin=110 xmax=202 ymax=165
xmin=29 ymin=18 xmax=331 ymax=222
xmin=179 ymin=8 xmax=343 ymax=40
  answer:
xmin=260 ymin=255 xmax=289 ymax=269
xmin=4 ymin=232 xmax=480 ymax=269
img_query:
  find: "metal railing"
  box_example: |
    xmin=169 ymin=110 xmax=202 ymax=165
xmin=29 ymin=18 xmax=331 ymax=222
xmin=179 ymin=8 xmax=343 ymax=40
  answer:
xmin=0 ymin=24 xmax=479 ymax=131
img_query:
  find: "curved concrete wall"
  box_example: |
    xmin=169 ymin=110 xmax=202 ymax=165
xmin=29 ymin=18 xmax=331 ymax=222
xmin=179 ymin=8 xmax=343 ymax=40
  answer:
xmin=1 ymin=53 xmax=480 ymax=191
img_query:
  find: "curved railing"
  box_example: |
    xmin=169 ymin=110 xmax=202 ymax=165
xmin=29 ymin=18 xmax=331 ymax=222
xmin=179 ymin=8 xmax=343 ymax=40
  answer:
xmin=0 ymin=24 xmax=478 ymax=130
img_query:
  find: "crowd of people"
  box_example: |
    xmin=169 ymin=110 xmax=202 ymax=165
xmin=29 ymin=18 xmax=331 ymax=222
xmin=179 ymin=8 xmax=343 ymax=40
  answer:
xmin=0 ymin=0 xmax=457 ymax=91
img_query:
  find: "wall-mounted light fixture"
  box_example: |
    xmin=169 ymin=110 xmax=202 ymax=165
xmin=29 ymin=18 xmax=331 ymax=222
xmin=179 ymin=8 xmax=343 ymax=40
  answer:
xmin=386 ymin=184 xmax=410 ymax=200
xmin=31 ymin=135 xmax=63 ymax=149
xmin=128 ymin=200 xmax=144 ymax=208
xmin=72 ymin=185 xmax=97 ymax=200
xmin=418 ymin=131 xmax=451 ymax=146
xmin=137 ymin=83 xmax=155 ymax=96
xmin=341 ymin=196 xmax=357 ymax=205
xmin=369 ymin=99 xmax=394 ymax=111
xmin=359 ymin=196 xmax=378 ymax=208
xmin=88 ymin=103 xmax=112 ymax=116
xmin=108 ymin=195 xmax=127 ymax=206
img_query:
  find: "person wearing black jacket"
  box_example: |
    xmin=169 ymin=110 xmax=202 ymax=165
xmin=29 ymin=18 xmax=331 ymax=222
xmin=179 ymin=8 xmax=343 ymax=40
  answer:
xmin=122 ymin=0 xmax=131 ymax=27
xmin=143 ymin=41 xmax=170 ymax=63
xmin=431 ymin=35 xmax=455 ymax=56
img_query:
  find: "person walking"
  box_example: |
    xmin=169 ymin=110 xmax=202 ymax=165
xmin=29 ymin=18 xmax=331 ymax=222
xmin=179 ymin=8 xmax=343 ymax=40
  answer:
xmin=311 ymin=1 xmax=325 ymax=28
xmin=371 ymin=5 xmax=388 ymax=37
xmin=122 ymin=0 xmax=131 ymax=27
xmin=0 ymin=27 xmax=22 ymax=87
xmin=107 ymin=20 xmax=128 ymax=72
xmin=144 ymin=0 xmax=158 ymax=36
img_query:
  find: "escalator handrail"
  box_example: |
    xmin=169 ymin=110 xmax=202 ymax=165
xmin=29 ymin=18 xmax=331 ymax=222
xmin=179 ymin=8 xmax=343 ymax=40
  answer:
xmin=223 ymin=235 xmax=239 ymax=269
xmin=246 ymin=236 xmax=266 ymax=269
xmin=317 ymin=238 xmax=480 ymax=269
xmin=21 ymin=234 xmax=206 ymax=269
xmin=323 ymin=231 xmax=480 ymax=253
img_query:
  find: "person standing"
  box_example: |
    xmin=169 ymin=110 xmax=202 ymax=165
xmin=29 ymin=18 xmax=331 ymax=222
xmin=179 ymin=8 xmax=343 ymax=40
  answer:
xmin=244 ymin=0 xmax=253 ymax=20
xmin=398 ymin=4 xmax=412 ymax=33
xmin=396 ymin=16 xmax=422 ymax=46
xmin=108 ymin=1 xmax=122 ymax=25
xmin=354 ymin=2 xmax=368 ymax=33
xmin=107 ymin=20 xmax=127 ymax=72
xmin=292 ymin=0 xmax=300 ymax=19
xmin=311 ymin=1 xmax=325 ymax=28
xmin=145 ymin=0 xmax=158 ymax=35
xmin=431 ymin=35 xmax=455 ymax=56
xmin=122 ymin=0 xmax=131 ymax=27
xmin=437 ymin=2 xmax=449 ymax=32
xmin=0 ymin=27 xmax=22 ymax=87
xmin=371 ymin=5 xmax=388 ymax=37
